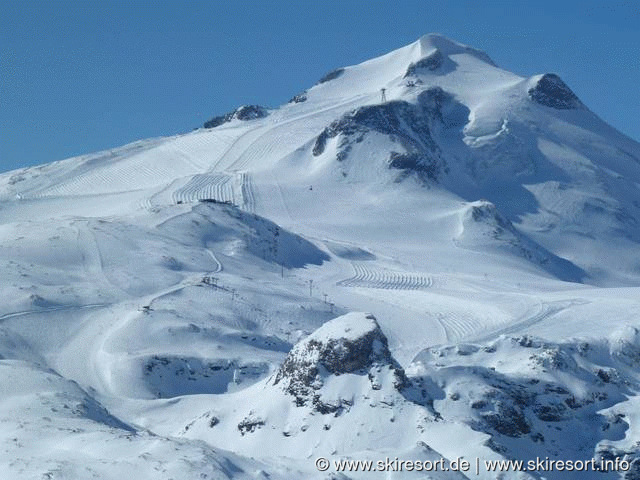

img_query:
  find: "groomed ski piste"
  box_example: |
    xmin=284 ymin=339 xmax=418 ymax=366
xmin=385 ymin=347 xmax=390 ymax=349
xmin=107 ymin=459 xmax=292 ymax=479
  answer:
xmin=2 ymin=34 xmax=640 ymax=478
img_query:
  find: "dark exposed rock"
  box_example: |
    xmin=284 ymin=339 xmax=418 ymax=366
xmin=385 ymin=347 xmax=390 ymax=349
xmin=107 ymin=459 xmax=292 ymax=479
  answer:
xmin=483 ymin=438 xmax=508 ymax=454
xmin=404 ymin=49 xmax=444 ymax=77
xmin=289 ymin=92 xmax=308 ymax=103
xmin=204 ymin=105 xmax=269 ymax=129
xmin=312 ymin=129 xmax=330 ymax=157
xmin=596 ymin=445 xmax=639 ymax=478
xmin=203 ymin=114 xmax=233 ymax=129
xmin=533 ymin=402 xmax=567 ymax=422
xmin=597 ymin=368 xmax=612 ymax=383
xmin=624 ymin=459 xmax=640 ymax=480
xmin=482 ymin=401 xmax=531 ymax=436
xmin=530 ymin=347 xmax=577 ymax=372
xmin=237 ymin=416 xmax=265 ymax=435
xmin=515 ymin=335 xmax=540 ymax=348
xmin=407 ymin=332 xmax=640 ymax=474
xmin=528 ymin=74 xmax=583 ymax=110
xmin=273 ymin=313 xmax=408 ymax=412
xmin=317 ymin=68 xmax=345 ymax=84
xmin=389 ymin=153 xmax=439 ymax=180
xmin=312 ymin=395 xmax=353 ymax=416
xmin=234 ymin=105 xmax=268 ymax=120
xmin=312 ymin=88 xmax=466 ymax=181
xmin=531 ymin=431 xmax=545 ymax=443
xmin=611 ymin=327 xmax=640 ymax=367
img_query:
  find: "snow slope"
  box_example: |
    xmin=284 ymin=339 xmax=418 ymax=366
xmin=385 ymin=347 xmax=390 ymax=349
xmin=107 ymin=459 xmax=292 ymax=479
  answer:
xmin=2 ymin=34 xmax=640 ymax=478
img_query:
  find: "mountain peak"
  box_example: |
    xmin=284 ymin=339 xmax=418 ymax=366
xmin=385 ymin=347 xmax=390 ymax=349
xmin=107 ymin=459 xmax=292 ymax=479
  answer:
xmin=415 ymin=33 xmax=497 ymax=66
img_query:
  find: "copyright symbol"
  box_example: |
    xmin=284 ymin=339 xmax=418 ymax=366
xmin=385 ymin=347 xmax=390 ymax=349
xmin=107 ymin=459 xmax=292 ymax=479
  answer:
xmin=315 ymin=457 xmax=330 ymax=471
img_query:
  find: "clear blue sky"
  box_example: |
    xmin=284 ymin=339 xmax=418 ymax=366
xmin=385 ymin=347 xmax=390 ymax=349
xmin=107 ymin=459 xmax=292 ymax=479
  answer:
xmin=1 ymin=1 xmax=638 ymax=173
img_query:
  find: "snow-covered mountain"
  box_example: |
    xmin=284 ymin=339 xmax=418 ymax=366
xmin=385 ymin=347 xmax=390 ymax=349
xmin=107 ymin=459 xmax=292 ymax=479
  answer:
xmin=2 ymin=34 xmax=640 ymax=479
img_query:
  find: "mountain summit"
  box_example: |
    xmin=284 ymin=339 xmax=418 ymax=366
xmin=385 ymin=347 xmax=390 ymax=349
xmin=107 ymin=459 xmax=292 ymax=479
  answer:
xmin=3 ymin=34 xmax=640 ymax=284
xmin=415 ymin=33 xmax=498 ymax=65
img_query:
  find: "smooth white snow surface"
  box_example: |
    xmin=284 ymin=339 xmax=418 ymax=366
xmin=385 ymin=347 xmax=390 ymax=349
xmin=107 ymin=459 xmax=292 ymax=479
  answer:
xmin=2 ymin=34 xmax=640 ymax=478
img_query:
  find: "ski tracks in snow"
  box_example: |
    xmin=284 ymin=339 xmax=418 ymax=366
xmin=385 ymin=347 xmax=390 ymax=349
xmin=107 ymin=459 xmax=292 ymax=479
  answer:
xmin=212 ymin=94 xmax=369 ymax=173
xmin=239 ymin=172 xmax=256 ymax=213
xmin=436 ymin=311 xmax=489 ymax=343
xmin=336 ymin=262 xmax=433 ymax=290
xmin=470 ymin=299 xmax=588 ymax=344
xmin=137 ymin=171 xmax=256 ymax=213
xmin=73 ymin=220 xmax=132 ymax=298
xmin=0 ymin=303 xmax=107 ymax=324
xmin=205 ymin=249 xmax=223 ymax=273
xmin=171 ymin=173 xmax=234 ymax=205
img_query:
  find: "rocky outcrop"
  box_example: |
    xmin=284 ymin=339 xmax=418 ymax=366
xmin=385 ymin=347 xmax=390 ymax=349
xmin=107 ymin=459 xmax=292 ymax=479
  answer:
xmin=528 ymin=74 xmax=584 ymax=110
xmin=288 ymin=92 xmax=307 ymax=103
xmin=317 ymin=68 xmax=345 ymax=84
xmin=404 ymin=49 xmax=445 ymax=77
xmin=411 ymin=332 xmax=639 ymax=462
xmin=203 ymin=105 xmax=269 ymax=129
xmin=273 ymin=312 xmax=408 ymax=413
xmin=312 ymin=87 xmax=468 ymax=181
